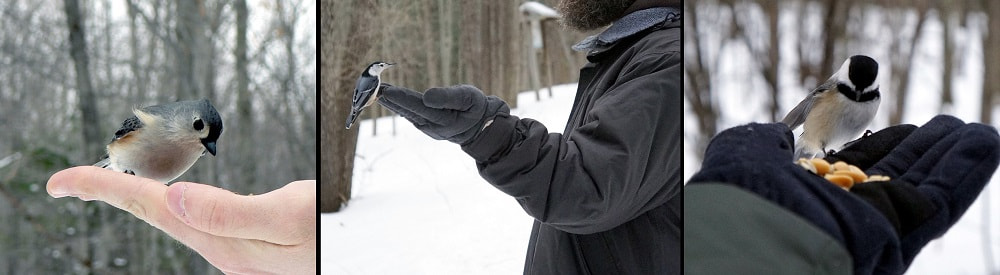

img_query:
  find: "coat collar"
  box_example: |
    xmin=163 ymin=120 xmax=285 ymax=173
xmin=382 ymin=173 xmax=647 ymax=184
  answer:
xmin=572 ymin=7 xmax=680 ymax=54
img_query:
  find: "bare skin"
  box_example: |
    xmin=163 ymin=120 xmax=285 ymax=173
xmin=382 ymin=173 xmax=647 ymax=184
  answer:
xmin=47 ymin=166 xmax=316 ymax=275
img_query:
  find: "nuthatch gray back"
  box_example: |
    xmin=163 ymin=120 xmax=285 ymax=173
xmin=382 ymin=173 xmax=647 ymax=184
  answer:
xmin=346 ymin=61 xmax=394 ymax=129
xmin=94 ymin=99 xmax=223 ymax=183
xmin=781 ymin=55 xmax=880 ymax=159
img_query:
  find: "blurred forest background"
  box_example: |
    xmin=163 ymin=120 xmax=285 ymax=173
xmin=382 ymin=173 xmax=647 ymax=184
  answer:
xmin=685 ymin=0 xmax=999 ymax=158
xmin=320 ymin=0 xmax=590 ymax=212
xmin=0 ymin=0 xmax=315 ymax=273
xmin=686 ymin=0 xmax=1000 ymax=273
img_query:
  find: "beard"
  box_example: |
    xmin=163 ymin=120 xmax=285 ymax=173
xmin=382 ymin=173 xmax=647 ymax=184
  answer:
xmin=557 ymin=0 xmax=636 ymax=31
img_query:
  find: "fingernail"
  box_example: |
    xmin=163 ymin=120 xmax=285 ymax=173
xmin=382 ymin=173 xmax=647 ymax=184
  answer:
xmin=167 ymin=183 xmax=190 ymax=224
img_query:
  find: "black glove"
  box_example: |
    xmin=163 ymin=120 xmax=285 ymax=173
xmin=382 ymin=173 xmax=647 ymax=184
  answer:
xmin=378 ymin=84 xmax=510 ymax=145
xmin=820 ymin=124 xmax=933 ymax=238
xmin=824 ymin=124 xmax=917 ymax=169
xmin=688 ymin=115 xmax=1000 ymax=274
xmin=830 ymin=115 xmax=1000 ymax=266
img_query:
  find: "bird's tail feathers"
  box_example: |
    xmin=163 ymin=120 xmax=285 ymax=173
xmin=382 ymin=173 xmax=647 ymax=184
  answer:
xmin=346 ymin=110 xmax=359 ymax=129
xmin=93 ymin=157 xmax=111 ymax=168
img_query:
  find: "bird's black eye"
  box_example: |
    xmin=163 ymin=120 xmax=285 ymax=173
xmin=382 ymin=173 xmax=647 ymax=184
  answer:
xmin=193 ymin=118 xmax=204 ymax=131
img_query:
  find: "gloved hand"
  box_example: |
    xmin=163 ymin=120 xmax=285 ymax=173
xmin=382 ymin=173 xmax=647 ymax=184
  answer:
xmin=687 ymin=115 xmax=1000 ymax=273
xmin=824 ymin=124 xmax=917 ymax=169
xmin=378 ymin=84 xmax=510 ymax=145
xmin=827 ymin=115 xmax=999 ymax=266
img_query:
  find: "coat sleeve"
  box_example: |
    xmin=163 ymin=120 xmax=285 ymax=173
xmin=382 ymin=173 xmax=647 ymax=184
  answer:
xmin=462 ymin=51 xmax=682 ymax=234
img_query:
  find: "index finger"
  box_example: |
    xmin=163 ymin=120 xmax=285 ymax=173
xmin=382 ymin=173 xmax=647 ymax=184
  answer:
xmin=47 ymin=166 xmax=216 ymax=246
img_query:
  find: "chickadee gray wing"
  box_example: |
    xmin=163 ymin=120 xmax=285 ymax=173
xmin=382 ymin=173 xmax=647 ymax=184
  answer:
xmin=781 ymin=80 xmax=836 ymax=130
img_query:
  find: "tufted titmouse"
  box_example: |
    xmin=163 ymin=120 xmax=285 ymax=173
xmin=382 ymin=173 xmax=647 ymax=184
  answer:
xmin=346 ymin=61 xmax=394 ymax=129
xmin=781 ymin=55 xmax=880 ymax=159
xmin=94 ymin=99 xmax=223 ymax=183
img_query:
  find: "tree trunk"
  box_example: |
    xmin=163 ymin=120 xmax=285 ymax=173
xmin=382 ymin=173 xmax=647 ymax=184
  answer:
xmin=127 ymin=0 xmax=145 ymax=102
xmin=234 ymin=0 xmax=255 ymax=187
xmin=173 ymin=0 xmax=206 ymax=100
xmin=439 ymin=0 xmax=453 ymax=85
xmin=320 ymin=0 xmax=377 ymax=213
xmin=683 ymin=1 xmax=719 ymax=159
xmin=763 ymin=1 xmax=779 ymax=121
xmin=63 ymin=1 xmax=100 ymax=273
xmin=939 ymin=0 xmax=956 ymax=111
xmin=888 ymin=4 xmax=928 ymax=125
xmin=983 ymin=0 xmax=999 ymax=124
xmin=64 ymin=0 xmax=103 ymax=162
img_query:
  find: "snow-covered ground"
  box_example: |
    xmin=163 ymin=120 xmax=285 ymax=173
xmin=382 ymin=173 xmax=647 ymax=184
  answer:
xmin=321 ymin=84 xmax=576 ymax=274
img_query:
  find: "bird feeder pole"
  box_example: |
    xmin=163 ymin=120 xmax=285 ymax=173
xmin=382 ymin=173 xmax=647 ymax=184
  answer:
xmin=519 ymin=2 xmax=560 ymax=101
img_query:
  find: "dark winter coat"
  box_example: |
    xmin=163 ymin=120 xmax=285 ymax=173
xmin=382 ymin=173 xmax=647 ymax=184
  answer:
xmin=460 ymin=7 xmax=682 ymax=275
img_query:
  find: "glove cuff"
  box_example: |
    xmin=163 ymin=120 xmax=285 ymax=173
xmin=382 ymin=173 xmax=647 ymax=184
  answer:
xmin=462 ymin=113 xmax=517 ymax=163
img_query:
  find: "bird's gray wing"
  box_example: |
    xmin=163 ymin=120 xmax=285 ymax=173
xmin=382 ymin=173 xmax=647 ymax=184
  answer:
xmin=352 ymin=76 xmax=379 ymax=107
xmin=112 ymin=115 xmax=143 ymax=142
xmin=780 ymin=80 xmax=835 ymax=129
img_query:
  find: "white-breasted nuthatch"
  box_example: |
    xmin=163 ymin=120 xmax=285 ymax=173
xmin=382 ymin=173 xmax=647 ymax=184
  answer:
xmin=346 ymin=61 xmax=394 ymax=129
xmin=781 ymin=55 xmax=880 ymax=159
xmin=94 ymin=99 xmax=223 ymax=183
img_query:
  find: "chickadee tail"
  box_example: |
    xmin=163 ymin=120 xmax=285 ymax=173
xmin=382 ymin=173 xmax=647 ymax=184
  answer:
xmin=792 ymin=143 xmax=824 ymax=160
xmin=93 ymin=157 xmax=111 ymax=168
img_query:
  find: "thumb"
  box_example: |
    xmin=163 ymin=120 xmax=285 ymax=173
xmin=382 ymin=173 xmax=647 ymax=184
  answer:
xmin=166 ymin=181 xmax=316 ymax=245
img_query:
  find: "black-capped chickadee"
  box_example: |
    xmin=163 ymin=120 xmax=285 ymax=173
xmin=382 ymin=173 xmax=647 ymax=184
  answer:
xmin=781 ymin=55 xmax=880 ymax=159
xmin=346 ymin=61 xmax=394 ymax=129
xmin=94 ymin=99 xmax=223 ymax=183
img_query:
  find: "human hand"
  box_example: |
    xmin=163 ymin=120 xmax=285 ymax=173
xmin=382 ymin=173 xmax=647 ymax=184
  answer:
xmin=687 ymin=115 xmax=1000 ymax=273
xmin=826 ymin=115 xmax=999 ymax=265
xmin=378 ymin=84 xmax=510 ymax=145
xmin=47 ymin=166 xmax=316 ymax=274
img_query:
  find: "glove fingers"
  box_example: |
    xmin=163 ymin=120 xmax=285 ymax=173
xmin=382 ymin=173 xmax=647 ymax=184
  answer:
xmin=903 ymin=123 xmax=999 ymax=204
xmin=377 ymin=86 xmax=432 ymax=125
xmin=424 ymin=85 xmax=483 ymax=111
xmin=898 ymin=123 xmax=1000 ymax=253
xmin=378 ymin=96 xmax=429 ymax=126
xmin=867 ymin=115 xmax=964 ymax=177
xmin=825 ymin=124 xmax=917 ymax=170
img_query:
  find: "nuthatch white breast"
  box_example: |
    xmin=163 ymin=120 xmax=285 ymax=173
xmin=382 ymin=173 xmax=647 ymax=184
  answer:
xmin=346 ymin=61 xmax=394 ymax=129
xmin=781 ymin=55 xmax=880 ymax=159
xmin=94 ymin=99 xmax=223 ymax=183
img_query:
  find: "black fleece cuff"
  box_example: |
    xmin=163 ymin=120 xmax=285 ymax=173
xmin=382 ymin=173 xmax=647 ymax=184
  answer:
xmin=462 ymin=114 xmax=518 ymax=163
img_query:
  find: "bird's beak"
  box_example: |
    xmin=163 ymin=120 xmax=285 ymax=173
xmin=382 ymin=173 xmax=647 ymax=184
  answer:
xmin=203 ymin=140 xmax=218 ymax=156
xmin=386 ymin=62 xmax=396 ymax=66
